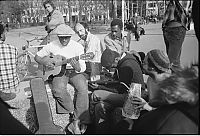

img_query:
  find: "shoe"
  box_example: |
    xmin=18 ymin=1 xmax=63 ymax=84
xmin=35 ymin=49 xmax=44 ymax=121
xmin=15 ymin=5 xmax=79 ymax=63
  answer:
xmin=67 ymin=112 xmax=88 ymax=134
xmin=69 ymin=112 xmax=75 ymax=123
xmin=0 ymin=91 xmax=16 ymax=101
xmin=80 ymin=123 xmax=87 ymax=134
xmin=67 ymin=119 xmax=81 ymax=134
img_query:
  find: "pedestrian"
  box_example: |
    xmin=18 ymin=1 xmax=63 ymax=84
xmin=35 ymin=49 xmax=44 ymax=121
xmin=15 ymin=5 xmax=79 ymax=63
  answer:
xmin=40 ymin=0 xmax=65 ymax=45
xmin=0 ymin=23 xmax=20 ymax=101
xmin=74 ymin=22 xmax=106 ymax=81
xmin=162 ymin=0 xmax=192 ymax=72
xmin=192 ymin=0 xmax=199 ymax=44
xmin=5 ymin=23 xmax=9 ymax=32
xmin=104 ymin=18 xmax=131 ymax=55
xmin=34 ymin=24 xmax=91 ymax=134
xmin=134 ymin=22 xmax=140 ymax=41
xmin=132 ymin=65 xmax=199 ymax=134
xmin=90 ymin=48 xmax=147 ymax=134
xmin=125 ymin=19 xmax=136 ymax=42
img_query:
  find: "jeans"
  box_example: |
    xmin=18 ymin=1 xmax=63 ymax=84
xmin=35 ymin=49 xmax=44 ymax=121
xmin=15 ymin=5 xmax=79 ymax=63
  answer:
xmin=163 ymin=26 xmax=186 ymax=72
xmin=91 ymin=90 xmax=127 ymax=134
xmin=84 ymin=62 xmax=102 ymax=81
xmin=52 ymin=69 xmax=91 ymax=124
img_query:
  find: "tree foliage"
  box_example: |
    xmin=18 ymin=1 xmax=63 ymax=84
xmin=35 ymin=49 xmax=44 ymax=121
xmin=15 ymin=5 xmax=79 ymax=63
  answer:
xmin=0 ymin=0 xmax=30 ymax=23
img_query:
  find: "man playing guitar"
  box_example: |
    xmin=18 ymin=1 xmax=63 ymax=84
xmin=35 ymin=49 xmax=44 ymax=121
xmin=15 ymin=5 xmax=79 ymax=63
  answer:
xmin=34 ymin=24 xmax=91 ymax=134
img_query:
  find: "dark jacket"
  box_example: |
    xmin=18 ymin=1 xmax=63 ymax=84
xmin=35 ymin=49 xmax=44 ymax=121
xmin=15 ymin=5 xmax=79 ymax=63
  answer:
xmin=114 ymin=53 xmax=146 ymax=98
xmin=132 ymin=102 xmax=199 ymax=134
xmin=0 ymin=98 xmax=32 ymax=134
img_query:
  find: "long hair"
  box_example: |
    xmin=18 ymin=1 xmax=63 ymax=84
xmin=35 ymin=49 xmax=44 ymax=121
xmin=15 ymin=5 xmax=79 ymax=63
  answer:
xmin=43 ymin=0 xmax=56 ymax=9
xmin=158 ymin=66 xmax=199 ymax=105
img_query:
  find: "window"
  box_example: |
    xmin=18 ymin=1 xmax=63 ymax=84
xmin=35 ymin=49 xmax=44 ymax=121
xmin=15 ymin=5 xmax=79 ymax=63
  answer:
xmin=148 ymin=3 xmax=156 ymax=8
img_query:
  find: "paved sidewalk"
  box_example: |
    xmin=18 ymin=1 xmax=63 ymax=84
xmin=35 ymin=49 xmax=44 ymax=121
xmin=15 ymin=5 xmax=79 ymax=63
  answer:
xmin=7 ymin=79 xmax=75 ymax=133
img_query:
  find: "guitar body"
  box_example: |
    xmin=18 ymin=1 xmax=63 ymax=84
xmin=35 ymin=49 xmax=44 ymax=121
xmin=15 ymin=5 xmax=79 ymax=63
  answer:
xmin=30 ymin=77 xmax=65 ymax=134
xmin=42 ymin=55 xmax=63 ymax=81
xmin=39 ymin=52 xmax=95 ymax=81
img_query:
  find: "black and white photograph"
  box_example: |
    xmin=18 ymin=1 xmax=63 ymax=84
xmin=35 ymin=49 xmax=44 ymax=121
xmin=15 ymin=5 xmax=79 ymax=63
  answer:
xmin=0 ymin=0 xmax=199 ymax=134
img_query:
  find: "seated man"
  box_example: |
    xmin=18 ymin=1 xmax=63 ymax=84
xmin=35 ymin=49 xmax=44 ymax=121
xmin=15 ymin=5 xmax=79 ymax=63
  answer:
xmin=0 ymin=23 xmax=20 ymax=101
xmin=34 ymin=24 xmax=91 ymax=134
xmin=113 ymin=49 xmax=173 ymax=134
xmin=132 ymin=65 xmax=199 ymax=134
xmin=143 ymin=49 xmax=172 ymax=107
xmin=104 ymin=18 xmax=131 ymax=55
xmin=90 ymin=48 xmax=147 ymax=134
xmin=74 ymin=22 xmax=105 ymax=81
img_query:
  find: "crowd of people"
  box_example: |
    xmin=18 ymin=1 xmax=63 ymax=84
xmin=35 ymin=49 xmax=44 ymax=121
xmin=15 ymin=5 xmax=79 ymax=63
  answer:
xmin=0 ymin=0 xmax=199 ymax=134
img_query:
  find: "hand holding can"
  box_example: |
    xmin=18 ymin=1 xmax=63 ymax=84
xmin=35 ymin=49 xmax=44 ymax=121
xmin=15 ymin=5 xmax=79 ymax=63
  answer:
xmin=122 ymin=83 xmax=142 ymax=119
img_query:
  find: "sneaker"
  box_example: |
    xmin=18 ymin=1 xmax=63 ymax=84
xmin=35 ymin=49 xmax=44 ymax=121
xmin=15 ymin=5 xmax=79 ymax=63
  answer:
xmin=80 ymin=123 xmax=88 ymax=134
xmin=67 ymin=119 xmax=81 ymax=134
xmin=69 ymin=112 xmax=75 ymax=123
xmin=0 ymin=91 xmax=16 ymax=101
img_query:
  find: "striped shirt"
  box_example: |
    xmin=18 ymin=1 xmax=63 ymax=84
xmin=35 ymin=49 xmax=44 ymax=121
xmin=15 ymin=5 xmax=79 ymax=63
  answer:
xmin=0 ymin=43 xmax=20 ymax=91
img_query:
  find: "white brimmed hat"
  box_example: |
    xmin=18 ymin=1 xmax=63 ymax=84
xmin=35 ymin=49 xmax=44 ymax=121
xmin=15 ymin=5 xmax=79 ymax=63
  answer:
xmin=52 ymin=24 xmax=75 ymax=37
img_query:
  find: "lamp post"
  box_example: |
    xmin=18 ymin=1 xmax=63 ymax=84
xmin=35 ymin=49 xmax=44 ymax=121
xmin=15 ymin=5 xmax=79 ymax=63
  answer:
xmin=122 ymin=0 xmax=125 ymax=31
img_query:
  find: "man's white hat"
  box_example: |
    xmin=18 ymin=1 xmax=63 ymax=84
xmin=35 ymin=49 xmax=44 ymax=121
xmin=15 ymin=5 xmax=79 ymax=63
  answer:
xmin=52 ymin=24 xmax=75 ymax=37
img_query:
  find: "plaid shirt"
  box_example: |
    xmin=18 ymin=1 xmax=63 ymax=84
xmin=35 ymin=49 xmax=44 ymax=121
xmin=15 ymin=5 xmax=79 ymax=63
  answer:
xmin=0 ymin=42 xmax=20 ymax=91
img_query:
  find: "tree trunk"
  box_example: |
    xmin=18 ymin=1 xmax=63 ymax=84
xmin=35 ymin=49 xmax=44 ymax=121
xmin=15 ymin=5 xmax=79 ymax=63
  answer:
xmin=156 ymin=0 xmax=160 ymax=17
xmin=112 ymin=0 xmax=117 ymax=19
xmin=68 ymin=0 xmax=73 ymax=27
xmin=78 ymin=0 xmax=83 ymax=22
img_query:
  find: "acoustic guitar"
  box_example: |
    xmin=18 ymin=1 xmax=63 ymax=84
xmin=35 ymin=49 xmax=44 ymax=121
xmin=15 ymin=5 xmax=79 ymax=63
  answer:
xmin=30 ymin=77 xmax=65 ymax=134
xmin=41 ymin=52 xmax=95 ymax=81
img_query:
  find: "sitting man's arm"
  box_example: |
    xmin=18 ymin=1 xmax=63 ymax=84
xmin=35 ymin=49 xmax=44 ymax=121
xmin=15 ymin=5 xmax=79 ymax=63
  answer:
xmin=34 ymin=55 xmax=54 ymax=69
xmin=34 ymin=44 xmax=55 ymax=69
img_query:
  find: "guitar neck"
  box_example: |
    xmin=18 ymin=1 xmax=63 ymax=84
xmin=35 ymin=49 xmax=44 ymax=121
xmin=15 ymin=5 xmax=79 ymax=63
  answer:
xmin=62 ymin=56 xmax=79 ymax=65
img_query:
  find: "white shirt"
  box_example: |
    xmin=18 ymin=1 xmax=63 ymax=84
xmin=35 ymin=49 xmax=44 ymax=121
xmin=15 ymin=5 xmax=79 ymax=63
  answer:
xmin=36 ymin=39 xmax=86 ymax=73
xmin=78 ymin=32 xmax=105 ymax=63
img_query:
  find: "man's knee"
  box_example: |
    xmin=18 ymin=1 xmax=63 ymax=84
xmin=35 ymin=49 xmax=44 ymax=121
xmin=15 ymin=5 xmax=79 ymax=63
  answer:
xmin=91 ymin=90 xmax=102 ymax=102
xmin=52 ymin=82 xmax=67 ymax=96
xmin=71 ymin=74 xmax=88 ymax=91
